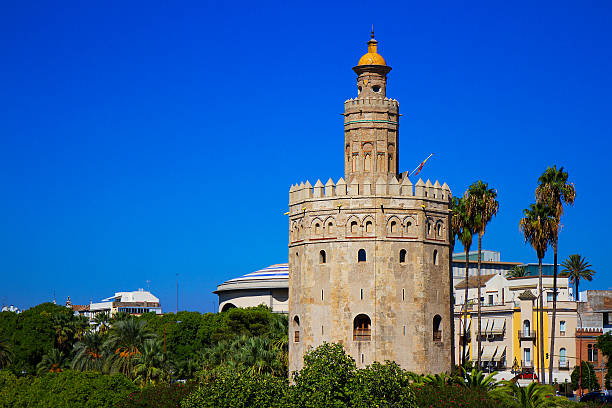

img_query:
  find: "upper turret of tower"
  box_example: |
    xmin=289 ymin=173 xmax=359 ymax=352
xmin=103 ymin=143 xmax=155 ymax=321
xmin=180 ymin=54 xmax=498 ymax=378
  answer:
xmin=353 ymin=30 xmax=392 ymax=100
xmin=344 ymin=31 xmax=398 ymax=181
xmin=357 ymin=30 xmax=387 ymax=66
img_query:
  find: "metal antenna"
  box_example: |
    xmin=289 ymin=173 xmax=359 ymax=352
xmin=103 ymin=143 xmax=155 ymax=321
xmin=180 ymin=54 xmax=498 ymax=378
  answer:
xmin=146 ymin=280 xmax=150 ymax=292
xmin=371 ymin=24 xmax=374 ymax=39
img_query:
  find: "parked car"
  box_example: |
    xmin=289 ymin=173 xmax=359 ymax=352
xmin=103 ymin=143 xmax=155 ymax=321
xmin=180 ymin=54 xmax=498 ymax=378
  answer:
xmin=580 ymin=391 xmax=612 ymax=403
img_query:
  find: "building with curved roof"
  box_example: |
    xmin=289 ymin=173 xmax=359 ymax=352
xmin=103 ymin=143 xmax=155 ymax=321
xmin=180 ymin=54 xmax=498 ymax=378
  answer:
xmin=214 ymin=263 xmax=288 ymax=313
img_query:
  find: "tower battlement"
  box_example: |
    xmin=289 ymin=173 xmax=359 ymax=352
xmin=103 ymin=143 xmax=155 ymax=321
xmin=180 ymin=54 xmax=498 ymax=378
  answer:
xmin=289 ymin=177 xmax=450 ymax=206
xmin=344 ymin=97 xmax=399 ymax=109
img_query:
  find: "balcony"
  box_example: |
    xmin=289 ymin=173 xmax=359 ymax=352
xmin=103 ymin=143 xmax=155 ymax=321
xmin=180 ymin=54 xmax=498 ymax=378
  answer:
xmin=559 ymin=361 xmax=569 ymax=370
xmin=294 ymin=330 xmax=300 ymax=343
xmin=518 ymin=330 xmax=536 ymax=340
xmin=353 ymin=328 xmax=371 ymax=341
xmin=522 ymin=360 xmax=534 ymax=369
xmin=433 ymin=330 xmax=442 ymax=342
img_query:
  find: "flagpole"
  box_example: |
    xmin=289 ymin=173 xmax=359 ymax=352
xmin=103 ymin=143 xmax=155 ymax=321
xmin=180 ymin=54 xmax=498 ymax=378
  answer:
xmin=409 ymin=153 xmax=434 ymax=176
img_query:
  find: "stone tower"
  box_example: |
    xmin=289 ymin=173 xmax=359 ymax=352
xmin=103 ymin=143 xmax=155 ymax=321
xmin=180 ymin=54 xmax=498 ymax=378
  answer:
xmin=288 ymin=33 xmax=452 ymax=375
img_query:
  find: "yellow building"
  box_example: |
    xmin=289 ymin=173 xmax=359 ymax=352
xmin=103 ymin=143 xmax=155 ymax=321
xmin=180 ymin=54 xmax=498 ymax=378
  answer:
xmin=454 ymin=273 xmax=577 ymax=383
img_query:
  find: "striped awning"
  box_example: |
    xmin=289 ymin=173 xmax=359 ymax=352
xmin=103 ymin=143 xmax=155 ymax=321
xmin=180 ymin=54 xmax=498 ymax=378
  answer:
xmin=494 ymin=346 xmax=507 ymax=362
xmin=459 ymin=318 xmax=471 ymax=332
xmin=474 ymin=319 xmax=489 ymax=334
xmin=480 ymin=345 xmax=498 ymax=361
xmin=489 ymin=318 xmax=506 ymax=335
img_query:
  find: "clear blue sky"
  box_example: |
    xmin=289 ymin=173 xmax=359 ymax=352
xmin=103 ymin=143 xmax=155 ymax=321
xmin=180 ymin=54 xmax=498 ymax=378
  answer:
xmin=1 ymin=1 xmax=611 ymax=312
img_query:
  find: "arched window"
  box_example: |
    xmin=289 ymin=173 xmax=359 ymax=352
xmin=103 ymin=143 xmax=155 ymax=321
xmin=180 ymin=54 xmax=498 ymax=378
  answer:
xmin=399 ymin=249 xmax=406 ymax=263
xmin=523 ymin=320 xmax=530 ymax=336
xmin=351 ymin=154 xmax=358 ymax=172
xmin=427 ymin=222 xmax=432 ymax=235
xmin=588 ymin=344 xmax=598 ymax=362
xmin=358 ymin=249 xmax=366 ymax=263
xmin=365 ymin=220 xmax=373 ymax=233
xmin=319 ymin=250 xmax=326 ymax=264
xmin=433 ymin=314 xmax=442 ymax=342
xmin=387 ymin=154 xmax=392 ymax=173
xmin=327 ymin=221 xmax=334 ymax=236
xmin=350 ymin=221 xmax=358 ymax=234
xmin=353 ymin=314 xmax=371 ymax=341
xmin=364 ymin=154 xmax=371 ymax=172
xmin=560 ymin=348 xmax=567 ymax=364
xmin=405 ymin=220 xmax=413 ymax=233
xmin=433 ymin=250 xmax=438 ymax=265
xmin=314 ymin=222 xmax=321 ymax=235
xmin=293 ymin=316 xmax=300 ymax=343
xmin=437 ymin=223 xmax=442 ymax=237
xmin=390 ymin=220 xmax=397 ymax=233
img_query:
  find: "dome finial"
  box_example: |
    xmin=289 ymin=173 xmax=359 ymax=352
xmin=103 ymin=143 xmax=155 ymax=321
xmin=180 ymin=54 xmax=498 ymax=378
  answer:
xmin=371 ymin=24 xmax=374 ymax=39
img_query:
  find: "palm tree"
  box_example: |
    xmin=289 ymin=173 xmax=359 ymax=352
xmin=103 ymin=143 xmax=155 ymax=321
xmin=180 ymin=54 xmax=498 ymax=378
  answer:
xmin=454 ymin=196 xmax=473 ymax=367
xmin=520 ymin=202 xmax=557 ymax=384
xmin=104 ymin=318 xmax=156 ymax=378
xmin=466 ymin=180 xmax=499 ymax=370
xmin=0 ymin=338 xmax=12 ymax=369
xmin=133 ymin=339 xmax=167 ymax=387
xmin=491 ymin=381 xmax=556 ymax=408
xmin=536 ymin=165 xmax=576 ymax=385
xmin=72 ymin=315 xmax=90 ymax=342
xmin=234 ymin=336 xmax=283 ymax=376
xmin=561 ymin=254 xmax=595 ymax=300
xmin=52 ymin=313 xmax=75 ymax=352
xmin=460 ymin=367 xmax=499 ymax=391
xmin=72 ymin=332 xmax=104 ymax=371
xmin=93 ymin=312 xmax=111 ymax=335
xmin=507 ymin=265 xmax=528 ymax=278
xmin=37 ymin=348 xmax=70 ymax=374
xmin=448 ymin=195 xmax=462 ymax=368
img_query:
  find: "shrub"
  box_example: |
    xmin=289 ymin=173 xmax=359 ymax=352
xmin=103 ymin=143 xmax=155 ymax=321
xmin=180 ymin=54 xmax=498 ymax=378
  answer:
xmin=117 ymin=382 xmax=197 ymax=408
xmin=0 ymin=370 xmax=137 ymax=408
xmin=181 ymin=369 xmax=288 ymax=408
xmin=412 ymin=383 xmax=501 ymax=408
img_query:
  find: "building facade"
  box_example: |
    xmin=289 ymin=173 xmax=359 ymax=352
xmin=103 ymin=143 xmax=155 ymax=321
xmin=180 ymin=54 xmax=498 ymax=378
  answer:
xmin=454 ymin=274 xmax=577 ymax=383
xmin=68 ymin=290 xmax=162 ymax=319
xmin=287 ymin=33 xmax=452 ymax=374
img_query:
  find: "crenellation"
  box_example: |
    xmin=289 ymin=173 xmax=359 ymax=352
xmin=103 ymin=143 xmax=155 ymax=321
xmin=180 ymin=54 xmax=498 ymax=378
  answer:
xmin=313 ymin=179 xmax=324 ymax=198
xmin=324 ymin=178 xmax=336 ymax=197
xmin=414 ymin=178 xmax=426 ymax=197
xmin=289 ymin=176 xmax=452 ymax=206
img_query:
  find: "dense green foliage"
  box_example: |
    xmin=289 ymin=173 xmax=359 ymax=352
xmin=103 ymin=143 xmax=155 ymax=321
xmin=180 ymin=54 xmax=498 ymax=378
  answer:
xmin=116 ymin=383 xmax=197 ymax=408
xmin=0 ymin=370 xmax=137 ymax=408
xmin=0 ymin=303 xmax=599 ymax=407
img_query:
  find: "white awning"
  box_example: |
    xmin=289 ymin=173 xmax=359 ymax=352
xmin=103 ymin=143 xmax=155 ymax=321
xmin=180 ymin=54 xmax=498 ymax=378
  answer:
xmin=481 ymin=344 xmax=498 ymax=360
xmin=490 ymin=318 xmax=506 ymax=335
xmin=494 ymin=346 xmax=507 ymax=362
xmin=459 ymin=318 xmax=471 ymax=332
xmin=474 ymin=319 xmax=489 ymax=334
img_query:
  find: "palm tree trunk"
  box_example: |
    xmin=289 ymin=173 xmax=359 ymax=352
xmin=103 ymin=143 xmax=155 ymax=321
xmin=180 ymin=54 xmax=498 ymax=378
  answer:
xmin=549 ymin=241 xmax=558 ymax=385
xmin=538 ymin=257 xmax=545 ymax=384
xmin=448 ymin=219 xmax=456 ymax=369
xmin=463 ymin=247 xmax=470 ymax=367
xmin=477 ymin=233 xmax=482 ymax=370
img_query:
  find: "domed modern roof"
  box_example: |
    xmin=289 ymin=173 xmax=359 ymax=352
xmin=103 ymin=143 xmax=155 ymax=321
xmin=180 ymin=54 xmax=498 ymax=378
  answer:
xmin=214 ymin=263 xmax=288 ymax=293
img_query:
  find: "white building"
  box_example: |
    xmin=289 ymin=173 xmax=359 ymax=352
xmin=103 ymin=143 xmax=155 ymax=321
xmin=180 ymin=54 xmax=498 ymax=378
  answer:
xmin=69 ymin=289 xmax=162 ymax=319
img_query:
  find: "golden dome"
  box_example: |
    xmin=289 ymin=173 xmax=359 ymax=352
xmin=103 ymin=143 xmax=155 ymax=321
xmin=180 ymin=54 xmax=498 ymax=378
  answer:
xmin=357 ymin=31 xmax=386 ymax=66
